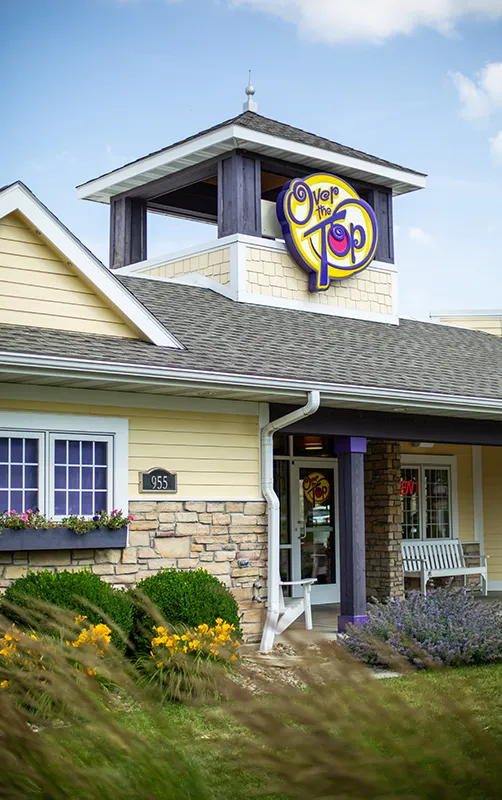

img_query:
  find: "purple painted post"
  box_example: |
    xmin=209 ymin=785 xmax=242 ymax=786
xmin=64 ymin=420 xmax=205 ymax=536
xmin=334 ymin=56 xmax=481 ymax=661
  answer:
xmin=335 ymin=436 xmax=368 ymax=633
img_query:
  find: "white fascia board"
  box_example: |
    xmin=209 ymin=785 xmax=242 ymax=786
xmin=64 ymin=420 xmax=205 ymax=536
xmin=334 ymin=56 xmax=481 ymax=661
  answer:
xmin=430 ymin=310 xmax=502 ymax=319
xmin=77 ymin=124 xmax=425 ymax=202
xmin=0 ymin=183 xmax=182 ymax=349
xmin=232 ymin=126 xmax=427 ymax=193
xmin=1 ymin=350 xmax=502 ymax=419
xmin=77 ymin=127 xmax=239 ymax=201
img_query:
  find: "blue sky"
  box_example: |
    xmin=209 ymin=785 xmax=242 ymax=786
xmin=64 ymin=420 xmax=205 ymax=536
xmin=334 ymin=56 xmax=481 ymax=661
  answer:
xmin=2 ymin=0 xmax=502 ymax=320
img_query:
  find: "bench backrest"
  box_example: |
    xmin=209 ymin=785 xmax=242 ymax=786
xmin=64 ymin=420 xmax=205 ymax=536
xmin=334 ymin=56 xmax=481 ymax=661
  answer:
xmin=401 ymin=539 xmax=465 ymax=573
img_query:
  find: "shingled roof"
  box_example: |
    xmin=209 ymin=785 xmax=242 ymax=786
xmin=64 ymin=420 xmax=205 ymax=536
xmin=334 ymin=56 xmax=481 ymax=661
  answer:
xmin=77 ymin=111 xmax=425 ymax=191
xmin=0 ymin=276 xmax=500 ymax=400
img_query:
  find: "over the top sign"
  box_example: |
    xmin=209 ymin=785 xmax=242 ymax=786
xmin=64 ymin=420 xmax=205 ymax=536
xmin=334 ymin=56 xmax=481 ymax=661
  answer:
xmin=276 ymin=173 xmax=378 ymax=292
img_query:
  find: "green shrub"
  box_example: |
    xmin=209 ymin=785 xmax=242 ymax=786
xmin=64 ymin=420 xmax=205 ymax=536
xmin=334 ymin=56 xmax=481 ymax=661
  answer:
xmin=3 ymin=569 xmax=133 ymax=652
xmin=131 ymin=569 xmax=241 ymax=654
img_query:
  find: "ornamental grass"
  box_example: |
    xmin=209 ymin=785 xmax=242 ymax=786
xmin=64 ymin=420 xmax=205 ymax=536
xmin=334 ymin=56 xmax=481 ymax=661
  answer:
xmin=2 ymin=595 xmax=502 ymax=799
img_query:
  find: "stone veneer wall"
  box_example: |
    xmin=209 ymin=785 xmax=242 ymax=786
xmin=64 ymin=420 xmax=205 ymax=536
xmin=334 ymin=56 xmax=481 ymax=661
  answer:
xmin=364 ymin=440 xmax=404 ymax=599
xmin=246 ymin=246 xmax=393 ymax=314
xmin=140 ymin=248 xmax=231 ymax=286
xmin=0 ymin=500 xmax=267 ymax=642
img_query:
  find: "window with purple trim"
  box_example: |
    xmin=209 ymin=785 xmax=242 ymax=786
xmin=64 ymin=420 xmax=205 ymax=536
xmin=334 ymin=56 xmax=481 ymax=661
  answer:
xmin=0 ymin=434 xmax=43 ymax=514
xmin=52 ymin=436 xmax=111 ymax=517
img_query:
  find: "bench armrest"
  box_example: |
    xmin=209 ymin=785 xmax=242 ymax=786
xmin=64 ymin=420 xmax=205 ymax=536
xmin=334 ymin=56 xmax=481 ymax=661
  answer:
xmin=280 ymin=579 xmax=317 ymax=586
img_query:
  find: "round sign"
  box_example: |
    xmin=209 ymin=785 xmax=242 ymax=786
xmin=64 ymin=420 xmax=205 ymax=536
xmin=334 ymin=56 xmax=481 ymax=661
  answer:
xmin=303 ymin=471 xmax=330 ymax=507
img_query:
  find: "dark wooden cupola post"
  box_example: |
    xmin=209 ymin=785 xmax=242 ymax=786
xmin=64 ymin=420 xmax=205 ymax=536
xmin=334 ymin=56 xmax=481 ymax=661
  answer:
xmin=109 ymin=196 xmax=147 ymax=269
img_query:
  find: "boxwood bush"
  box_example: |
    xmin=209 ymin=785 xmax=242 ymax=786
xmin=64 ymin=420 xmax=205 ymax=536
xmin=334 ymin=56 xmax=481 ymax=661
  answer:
xmin=131 ymin=568 xmax=241 ymax=653
xmin=3 ymin=569 xmax=133 ymax=652
xmin=343 ymin=588 xmax=502 ymax=668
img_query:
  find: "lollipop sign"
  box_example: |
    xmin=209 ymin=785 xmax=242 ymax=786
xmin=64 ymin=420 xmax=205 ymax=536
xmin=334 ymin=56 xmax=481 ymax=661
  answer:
xmin=277 ymin=173 xmax=378 ymax=292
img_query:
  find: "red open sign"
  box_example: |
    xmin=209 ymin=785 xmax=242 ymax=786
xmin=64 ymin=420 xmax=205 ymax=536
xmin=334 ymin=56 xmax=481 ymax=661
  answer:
xmin=400 ymin=479 xmax=418 ymax=496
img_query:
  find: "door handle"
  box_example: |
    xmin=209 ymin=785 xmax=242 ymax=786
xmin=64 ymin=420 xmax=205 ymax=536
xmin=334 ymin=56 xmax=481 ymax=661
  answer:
xmin=298 ymin=522 xmax=307 ymax=540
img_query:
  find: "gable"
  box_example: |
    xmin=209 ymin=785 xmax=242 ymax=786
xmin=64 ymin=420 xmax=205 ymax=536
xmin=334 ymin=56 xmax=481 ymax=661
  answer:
xmin=0 ymin=211 xmax=140 ymax=338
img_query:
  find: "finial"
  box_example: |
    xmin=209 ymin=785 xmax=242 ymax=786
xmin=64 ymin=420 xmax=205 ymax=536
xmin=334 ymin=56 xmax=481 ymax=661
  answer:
xmin=243 ymin=71 xmax=258 ymax=113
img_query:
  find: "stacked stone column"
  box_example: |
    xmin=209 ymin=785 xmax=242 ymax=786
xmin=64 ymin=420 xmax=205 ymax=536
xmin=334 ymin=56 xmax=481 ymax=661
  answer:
xmin=364 ymin=440 xmax=404 ymax=600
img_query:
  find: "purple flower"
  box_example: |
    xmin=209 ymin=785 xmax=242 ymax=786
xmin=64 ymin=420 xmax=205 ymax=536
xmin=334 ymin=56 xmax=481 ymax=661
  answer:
xmin=128 ymin=515 xmax=134 ymax=521
xmin=92 ymin=515 xmax=99 ymax=522
xmin=26 ymin=509 xmax=33 ymax=514
xmin=111 ymin=509 xmax=118 ymax=515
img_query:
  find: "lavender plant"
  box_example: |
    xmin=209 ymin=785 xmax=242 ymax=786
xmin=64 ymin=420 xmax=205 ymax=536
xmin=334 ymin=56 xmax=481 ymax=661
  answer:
xmin=343 ymin=588 xmax=502 ymax=668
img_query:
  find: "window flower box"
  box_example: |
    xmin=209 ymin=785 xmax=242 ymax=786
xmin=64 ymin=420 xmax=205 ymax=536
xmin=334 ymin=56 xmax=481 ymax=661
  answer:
xmin=0 ymin=525 xmax=128 ymax=552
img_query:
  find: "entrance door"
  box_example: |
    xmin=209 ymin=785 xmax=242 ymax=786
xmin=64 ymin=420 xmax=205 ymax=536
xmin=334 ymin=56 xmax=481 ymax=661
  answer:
xmin=291 ymin=462 xmax=339 ymax=604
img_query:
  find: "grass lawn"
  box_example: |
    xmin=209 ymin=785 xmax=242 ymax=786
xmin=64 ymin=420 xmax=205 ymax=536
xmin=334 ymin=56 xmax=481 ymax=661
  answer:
xmin=99 ymin=662 xmax=502 ymax=799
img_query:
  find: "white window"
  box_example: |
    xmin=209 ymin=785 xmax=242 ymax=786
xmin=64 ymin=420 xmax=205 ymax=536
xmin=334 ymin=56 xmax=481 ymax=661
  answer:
xmin=400 ymin=456 xmax=458 ymax=541
xmin=0 ymin=413 xmax=128 ymax=518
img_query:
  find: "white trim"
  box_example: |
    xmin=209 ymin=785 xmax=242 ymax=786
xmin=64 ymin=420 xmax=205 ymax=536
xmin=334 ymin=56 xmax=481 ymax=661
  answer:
xmin=0 ymin=430 xmax=46 ymax=514
xmin=488 ymin=580 xmax=502 ymax=591
xmin=0 ymin=411 xmax=128 ymax=517
xmin=431 ymin=310 xmax=502 ymax=319
xmin=0 ymin=182 xmax=181 ymax=349
xmin=117 ymin=233 xmax=398 ymax=277
xmin=472 ymin=446 xmax=484 ymax=550
xmin=48 ymin=432 xmax=113 ymax=520
xmin=401 ymin=454 xmax=459 ymax=541
xmin=0 ymin=383 xmax=260 ymax=416
xmin=2 ymin=350 xmax=502 ymax=418
xmin=166 ymin=272 xmax=236 ymax=300
xmin=78 ymin=123 xmax=425 ymax=203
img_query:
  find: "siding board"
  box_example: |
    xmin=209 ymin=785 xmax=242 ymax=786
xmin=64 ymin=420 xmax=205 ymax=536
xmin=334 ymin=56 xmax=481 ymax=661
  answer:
xmin=0 ymin=212 xmax=139 ymax=338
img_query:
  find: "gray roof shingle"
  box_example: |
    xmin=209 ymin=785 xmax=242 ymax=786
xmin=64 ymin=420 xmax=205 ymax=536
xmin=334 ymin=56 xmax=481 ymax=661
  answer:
xmin=77 ymin=112 xmax=425 ymax=190
xmin=0 ymin=276 xmax=500 ymax=400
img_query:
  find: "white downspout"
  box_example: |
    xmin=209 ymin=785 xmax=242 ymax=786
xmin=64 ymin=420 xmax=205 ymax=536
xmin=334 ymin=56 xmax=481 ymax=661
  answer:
xmin=259 ymin=391 xmax=321 ymax=653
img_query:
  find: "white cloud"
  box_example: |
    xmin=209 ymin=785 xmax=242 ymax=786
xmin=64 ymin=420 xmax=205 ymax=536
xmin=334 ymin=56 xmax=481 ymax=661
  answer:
xmin=450 ymin=62 xmax=502 ymax=120
xmin=230 ymin=0 xmax=502 ymax=43
xmin=408 ymin=227 xmax=435 ymax=246
xmin=490 ymin=130 xmax=502 ymax=163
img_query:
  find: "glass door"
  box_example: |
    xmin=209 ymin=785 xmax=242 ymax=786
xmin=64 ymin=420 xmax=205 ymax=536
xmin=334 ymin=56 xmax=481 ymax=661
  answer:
xmin=291 ymin=462 xmax=339 ymax=605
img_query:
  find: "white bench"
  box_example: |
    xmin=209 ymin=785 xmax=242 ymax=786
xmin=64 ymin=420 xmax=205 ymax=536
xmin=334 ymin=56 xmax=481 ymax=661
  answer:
xmin=401 ymin=539 xmax=488 ymax=595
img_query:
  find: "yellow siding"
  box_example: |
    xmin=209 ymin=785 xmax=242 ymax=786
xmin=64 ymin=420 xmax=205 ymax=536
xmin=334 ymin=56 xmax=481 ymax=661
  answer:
xmin=400 ymin=443 xmax=474 ymax=541
xmin=438 ymin=316 xmax=502 ymax=336
xmin=246 ymin=247 xmax=393 ymax=315
xmin=0 ymin=398 xmax=260 ymax=500
xmin=141 ymin=248 xmax=231 ymax=286
xmin=0 ymin=212 xmax=139 ymax=338
xmin=481 ymin=447 xmax=502 ymax=580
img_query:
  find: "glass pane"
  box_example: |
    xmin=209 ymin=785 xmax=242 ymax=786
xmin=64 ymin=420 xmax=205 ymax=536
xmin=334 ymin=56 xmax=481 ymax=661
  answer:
xmin=280 ymin=548 xmax=291 ymax=597
xmin=24 ymin=490 xmax=38 ymax=510
xmin=68 ymin=441 xmax=80 ymax=465
xmin=10 ymin=491 xmax=23 ymax=512
xmin=95 ymin=467 xmax=107 ymax=490
xmin=425 ymin=468 xmax=450 ymax=539
xmin=0 ymin=490 xmax=8 ymax=512
xmin=54 ymin=492 xmax=67 ymax=515
xmin=24 ymin=439 xmax=38 ymax=463
xmin=0 ymin=465 xmax=7 ymax=488
xmin=299 ymin=468 xmax=335 ymax=585
xmin=273 ymin=460 xmax=290 ymax=544
xmin=55 ymin=466 xmax=67 ymax=490
xmin=55 ymin=440 xmax=67 ymax=463
xmin=82 ymin=467 xmax=93 ymax=490
xmin=10 ymin=439 xmax=23 ymax=462
xmin=68 ymin=492 xmax=80 ymax=514
xmin=400 ymin=467 xmax=420 ymax=540
xmin=24 ymin=464 xmax=38 ymax=488
xmin=0 ymin=438 xmax=7 ymax=462
xmin=10 ymin=464 xmax=23 ymax=488
xmin=294 ymin=436 xmax=334 ymax=458
xmin=69 ymin=467 xmax=80 ymax=490
xmin=94 ymin=492 xmax=107 ymax=513
xmin=82 ymin=441 xmax=93 ymax=465
xmin=82 ymin=492 xmax=93 ymax=515
xmin=273 ymin=434 xmax=288 ymax=456
xmin=94 ymin=442 xmax=107 ymax=465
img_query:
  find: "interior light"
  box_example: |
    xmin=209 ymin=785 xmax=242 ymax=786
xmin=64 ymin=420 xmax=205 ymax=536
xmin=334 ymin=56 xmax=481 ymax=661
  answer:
xmin=304 ymin=436 xmax=324 ymax=451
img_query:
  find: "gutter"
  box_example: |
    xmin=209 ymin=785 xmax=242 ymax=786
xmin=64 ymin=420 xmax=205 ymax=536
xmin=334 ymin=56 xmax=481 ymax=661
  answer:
xmin=259 ymin=391 xmax=320 ymax=653
xmin=1 ymin=351 xmax=502 ymax=418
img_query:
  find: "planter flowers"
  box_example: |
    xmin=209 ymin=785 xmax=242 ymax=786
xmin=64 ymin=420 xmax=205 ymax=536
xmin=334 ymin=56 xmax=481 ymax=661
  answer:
xmin=0 ymin=508 xmax=132 ymax=552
